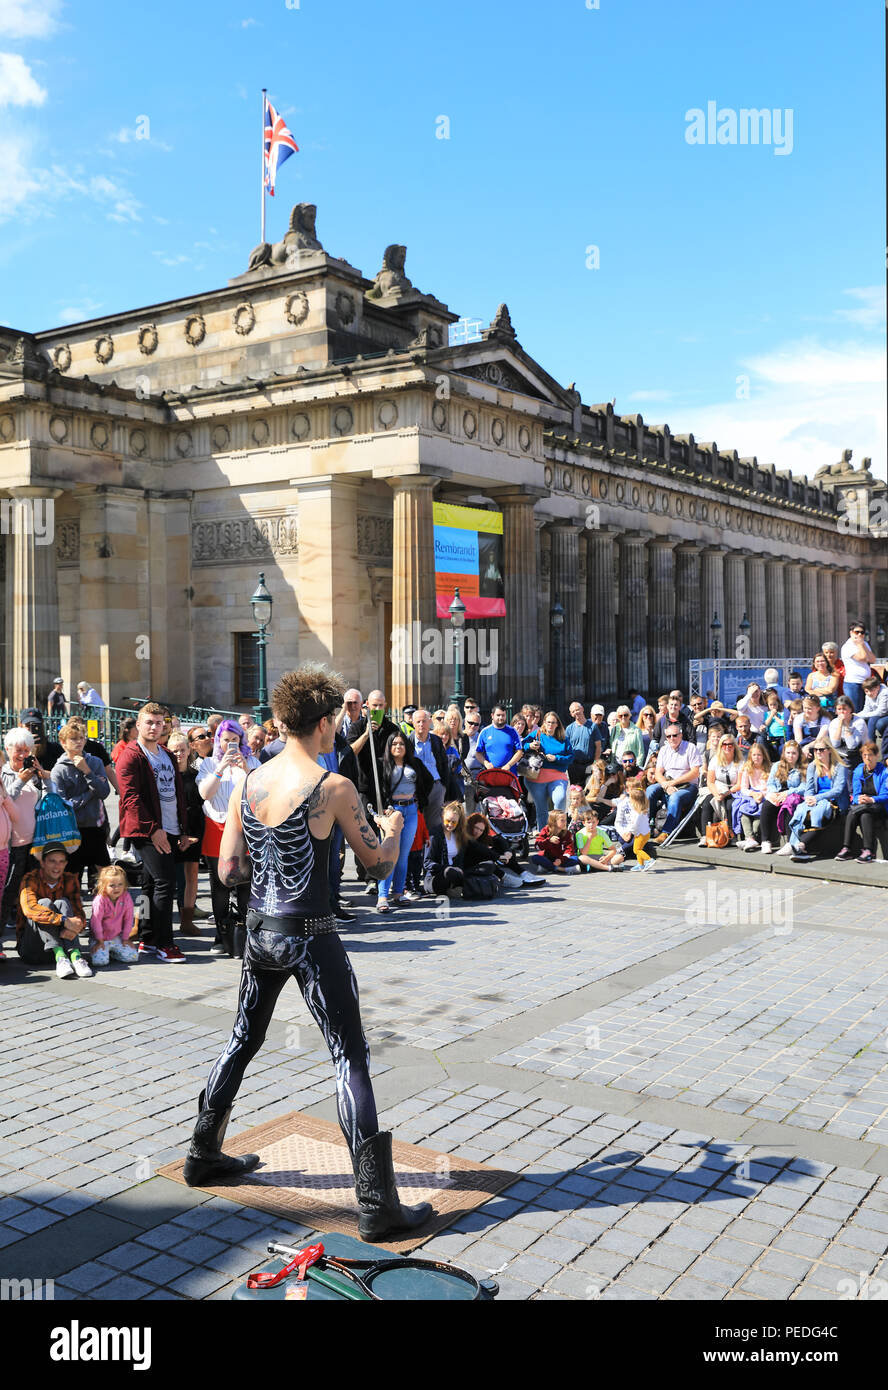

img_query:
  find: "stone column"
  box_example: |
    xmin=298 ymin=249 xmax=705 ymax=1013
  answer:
xmin=647 ymin=538 xmax=677 ymax=695
xmin=388 ymin=474 xmax=439 ymax=711
xmin=784 ymin=563 xmax=805 ymax=658
xmin=292 ymin=474 xmax=365 ymax=683
xmin=724 ymin=550 xmax=747 ymax=657
xmin=832 ymin=569 xmax=849 ymax=639
xmin=765 ymin=560 xmax=787 ymax=656
xmin=78 ymin=486 xmax=152 ymax=708
xmin=5 ymin=487 xmax=63 ymax=711
xmin=700 ymin=546 xmax=726 ymax=655
xmin=801 ymin=567 xmax=820 ymax=657
xmin=147 ymin=491 xmax=194 ymax=704
xmin=585 ymin=526 xmax=619 ymax=704
xmin=617 ymin=531 xmax=648 ymax=697
xmin=675 ymin=543 xmax=702 ymax=693
xmin=498 ymin=488 xmax=544 ymax=704
xmin=548 ymin=521 xmax=582 ymax=697
xmin=817 ymin=568 xmax=836 ymax=650
xmin=744 ymin=553 xmax=768 ymax=658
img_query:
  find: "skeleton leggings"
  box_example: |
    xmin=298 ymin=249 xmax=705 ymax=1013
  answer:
xmin=204 ymin=925 xmax=378 ymax=1154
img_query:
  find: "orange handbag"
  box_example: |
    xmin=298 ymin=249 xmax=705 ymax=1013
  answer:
xmin=705 ymin=820 xmax=733 ymax=848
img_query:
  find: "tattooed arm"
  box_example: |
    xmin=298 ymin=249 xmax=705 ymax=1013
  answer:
xmin=332 ymin=779 xmax=402 ymax=880
xmin=218 ymin=790 xmax=251 ymax=885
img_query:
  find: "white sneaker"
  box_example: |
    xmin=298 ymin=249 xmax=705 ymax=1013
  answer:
xmin=698 ymin=836 xmax=708 ymax=846
xmin=520 ymin=870 xmax=545 ymax=886
xmin=759 ymin=841 xmax=773 ymax=854
xmin=108 ymin=939 xmax=139 ymax=963
xmin=740 ymin=838 xmax=759 ymax=852
xmin=91 ymin=943 xmax=110 ymax=967
xmin=72 ymin=955 xmax=94 ymax=978
xmin=56 ymin=955 xmax=75 ymax=979
xmin=775 ymin=843 xmax=795 ymax=857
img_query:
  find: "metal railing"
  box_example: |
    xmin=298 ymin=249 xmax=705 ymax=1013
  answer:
xmin=0 ymin=702 xmax=242 ymax=745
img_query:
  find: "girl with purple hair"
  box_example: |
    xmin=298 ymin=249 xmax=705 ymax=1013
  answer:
xmin=196 ymin=720 xmax=260 ymax=957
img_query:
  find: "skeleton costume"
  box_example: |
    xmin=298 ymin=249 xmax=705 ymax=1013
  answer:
xmin=184 ymin=755 xmax=432 ymax=1241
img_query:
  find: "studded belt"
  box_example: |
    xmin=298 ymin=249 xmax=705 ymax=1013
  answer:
xmin=246 ymin=909 xmax=338 ymax=939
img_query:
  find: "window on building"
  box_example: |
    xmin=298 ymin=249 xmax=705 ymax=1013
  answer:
xmin=233 ymin=633 xmax=258 ymax=704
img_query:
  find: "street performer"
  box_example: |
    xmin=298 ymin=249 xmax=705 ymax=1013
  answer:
xmin=183 ymin=663 xmax=432 ymax=1242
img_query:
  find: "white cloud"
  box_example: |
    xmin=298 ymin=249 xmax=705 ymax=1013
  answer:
xmin=835 ymin=286 xmax=886 ymax=329
xmin=665 ymin=336 xmax=887 ymax=482
xmin=628 ymin=389 xmax=672 ymax=403
xmin=152 ymin=250 xmax=190 ymax=267
xmin=241 ymin=17 xmax=258 ymax=27
xmin=0 ymin=142 xmax=144 ymax=225
xmin=57 ymin=300 xmax=103 ymax=324
xmin=0 ymin=0 xmax=61 ymax=39
xmin=0 ymin=51 xmax=47 ymax=105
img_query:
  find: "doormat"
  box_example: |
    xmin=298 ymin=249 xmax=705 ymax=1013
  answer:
xmin=157 ymin=1112 xmax=518 ymax=1253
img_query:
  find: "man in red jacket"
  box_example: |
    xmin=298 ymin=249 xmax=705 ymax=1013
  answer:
xmin=116 ymin=703 xmax=189 ymax=962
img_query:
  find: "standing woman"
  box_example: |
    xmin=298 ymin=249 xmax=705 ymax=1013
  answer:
xmin=1 ymin=729 xmax=52 ymax=928
xmin=441 ymin=707 xmax=467 ymax=803
xmin=376 ymin=731 xmax=432 ymax=913
xmin=636 ymin=706 xmax=657 ymax=759
xmin=111 ymin=718 xmax=139 ymax=764
xmin=50 ymin=721 xmax=111 ymax=890
xmin=197 ymin=720 xmax=260 ymax=957
xmin=168 ymin=731 xmax=205 ymax=936
xmin=610 ymin=706 xmax=645 ymax=763
xmin=511 ymin=712 xmax=529 ymax=740
xmin=522 ymin=711 xmax=572 ymax=828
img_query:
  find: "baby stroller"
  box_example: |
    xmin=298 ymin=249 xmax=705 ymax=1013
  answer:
xmin=472 ymin=768 xmax=530 ymax=860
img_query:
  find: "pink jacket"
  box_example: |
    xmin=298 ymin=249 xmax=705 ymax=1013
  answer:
xmin=90 ymin=893 xmax=135 ymax=942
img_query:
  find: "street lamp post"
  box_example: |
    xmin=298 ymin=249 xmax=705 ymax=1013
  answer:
xmin=550 ymin=594 xmax=565 ymax=714
xmin=449 ymin=587 xmax=466 ymax=710
xmin=710 ymin=612 xmax=722 ymax=660
xmin=738 ymin=611 xmax=751 ymax=656
xmin=250 ymin=571 xmax=274 ymax=723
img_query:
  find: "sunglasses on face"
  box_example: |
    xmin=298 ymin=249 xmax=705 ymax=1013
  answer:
xmin=666 ymin=732 xmax=681 ymax=738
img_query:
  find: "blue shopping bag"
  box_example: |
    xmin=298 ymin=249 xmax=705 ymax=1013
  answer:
xmin=31 ymin=791 xmax=81 ymax=855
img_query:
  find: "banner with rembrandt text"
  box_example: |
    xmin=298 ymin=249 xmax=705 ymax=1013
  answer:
xmin=433 ymin=502 xmax=505 ymax=619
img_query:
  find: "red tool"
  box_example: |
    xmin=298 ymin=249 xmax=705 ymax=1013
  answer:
xmin=247 ymin=1242 xmax=325 ymax=1289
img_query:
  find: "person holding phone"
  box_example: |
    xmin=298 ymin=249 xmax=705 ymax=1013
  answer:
xmin=1 ymin=727 xmax=52 ymax=931
xmin=197 ymin=720 xmax=260 ymax=957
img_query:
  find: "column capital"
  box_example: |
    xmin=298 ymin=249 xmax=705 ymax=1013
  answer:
xmin=289 ymin=472 xmax=365 ymax=495
xmin=619 ymin=529 xmax=649 ymax=545
xmin=485 ymin=484 xmax=549 ymax=506
xmin=6 ymin=484 xmax=64 ymax=501
xmin=675 ymin=539 xmax=704 ymax=554
xmin=587 ymin=523 xmax=622 ymax=540
xmin=646 ymin=535 xmax=677 ymax=550
xmin=377 ymin=466 xmax=451 ymax=489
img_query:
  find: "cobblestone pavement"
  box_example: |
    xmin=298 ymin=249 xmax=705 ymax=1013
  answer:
xmin=1 ymin=862 xmax=887 ymax=1301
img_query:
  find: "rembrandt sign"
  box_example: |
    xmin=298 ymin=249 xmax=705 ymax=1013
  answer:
xmin=433 ymin=502 xmax=505 ymax=619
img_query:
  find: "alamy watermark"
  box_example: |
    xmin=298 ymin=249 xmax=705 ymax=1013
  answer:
xmin=0 ymin=497 xmax=55 ymax=544
xmin=685 ymin=102 xmax=794 ymax=156
xmin=685 ymin=883 xmax=794 ymax=935
xmin=1 ymin=1277 xmax=55 ymax=1299
xmin=390 ymin=622 xmax=498 ymax=677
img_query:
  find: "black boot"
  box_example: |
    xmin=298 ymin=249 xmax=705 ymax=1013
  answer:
xmin=183 ymin=1090 xmax=261 ymax=1187
xmin=351 ymin=1130 xmax=433 ymax=1241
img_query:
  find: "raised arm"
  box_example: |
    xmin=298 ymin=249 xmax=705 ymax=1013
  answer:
xmin=332 ymin=778 xmax=401 ymax=880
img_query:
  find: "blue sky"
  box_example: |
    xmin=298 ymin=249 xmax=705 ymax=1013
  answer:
xmin=1 ymin=0 xmax=885 ymax=478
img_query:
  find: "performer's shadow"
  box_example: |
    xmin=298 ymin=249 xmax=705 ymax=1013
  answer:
xmin=247 ymin=1165 xmax=477 ymax=1193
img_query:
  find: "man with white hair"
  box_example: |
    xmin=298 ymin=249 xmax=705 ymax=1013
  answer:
xmin=338 ymin=689 xmax=363 ymax=738
xmin=76 ymin=681 xmax=105 ymax=710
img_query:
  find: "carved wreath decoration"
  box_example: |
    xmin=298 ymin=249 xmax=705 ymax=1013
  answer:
xmin=138 ymin=323 xmax=158 ymax=355
xmin=285 ymin=291 xmax=309 ymax=327
xmin=184 ymin=313 xmax=206 ymax=347
xmin=233 ymin=302 xmax=255 ymax=336
xmin=53 ymin=343 xmax=72 ymax=372
xmin=335 ymin=292 xmax=355 ymax=325
xmin=95 ymin=335 xmax=114 ymax=365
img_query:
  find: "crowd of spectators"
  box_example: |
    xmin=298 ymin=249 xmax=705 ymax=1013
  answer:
xmin=1 ymin=621 xmax=885 ymax=971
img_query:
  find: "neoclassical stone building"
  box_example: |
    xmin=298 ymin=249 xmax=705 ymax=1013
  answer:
xmin=0 ymin=204 xmax=884 ymax=713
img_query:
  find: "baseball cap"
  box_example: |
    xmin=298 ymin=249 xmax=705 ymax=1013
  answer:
xmin=591 ymin=704 xmax=605 ymax=717
xmin=21 ymin=707 xmax=43 ymax=724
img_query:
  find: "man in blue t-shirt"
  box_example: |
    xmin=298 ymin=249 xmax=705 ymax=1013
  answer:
xmin=476 ymin=704 xmax=523 ymax=772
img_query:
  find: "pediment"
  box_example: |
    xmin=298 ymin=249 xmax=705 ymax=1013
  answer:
xmin=453 ymin=358 xmax=551 ymax=401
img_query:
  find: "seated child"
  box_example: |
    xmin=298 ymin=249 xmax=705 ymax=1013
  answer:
xmin=89 ymin=863 xmax=139 ymax=966
xmin=566 ymin=783 xmax=587 ymax=836
xmin=529 ymin=810 xmax=581 ymax=874
xmin=17 ymin=841 xmax=93 ymax=977
xmin=575 ymin=807 xmax=623 ymax=871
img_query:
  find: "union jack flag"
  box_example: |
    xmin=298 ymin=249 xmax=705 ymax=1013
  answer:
xmin=263 ymin=94 xmax=299 ymax=196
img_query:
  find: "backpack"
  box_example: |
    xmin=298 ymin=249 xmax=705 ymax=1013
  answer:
xmin=31 ymin=791 xmax=81 ymax=855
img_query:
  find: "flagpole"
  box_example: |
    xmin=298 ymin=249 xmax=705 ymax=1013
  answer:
xmin=260 ymin=87 xmax=267 ymax=244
